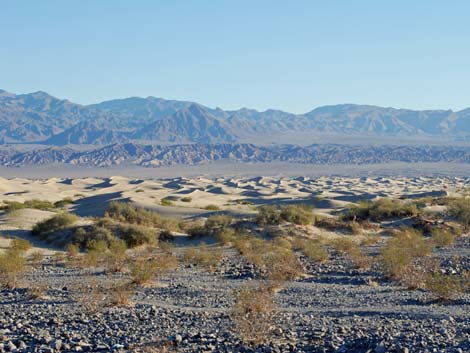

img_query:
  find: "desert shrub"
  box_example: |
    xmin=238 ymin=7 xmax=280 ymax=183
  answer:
xmin=105 ymin=201 xmax=179 ymax=231
xmin=1 ymin=199 xmax=55 ymax=212
xmin=216 ymin=227 xmax=237 ymax=245
xmin=11 ymin=238 xmax=32 ymax=252
xmin=349 ymin=221 xmax=363 ymax=235
xmin=104 ymin=239 xmax=128 ymax=272
xmin=119 ymin=224 xmax=157 ymax=248
xmin=0 ymin=248 xmax=27 ymax=288
xmin=107 ymin=280 xmax=134 ymax=307
xmin=29 ymin=250 xmax=44 ymax=265
xmin=344 ymin=198 xmax=418 ymax=222
xmin=72 ymin=279 xmax=106 ymax=314
xmin=425 ymin=272 xmax=465 ymax=301
xmin=205 ymin=214 xmax=232 ymax=231
xmin=160 ymin=198 xmax=173 ymax=206
xmin=186 ymin=225 xmax=208 ymax=238
xmin=447 ymin=197 xmax=470 ymax=225
xmin=380 ymin=229 xmax=432 ymax=280
xmin=158 ymin=229 xmax=174 ymax=241
xmin=204 ymin=204 xmax=220 ymax=211
xmin=330 ymin=238 xmax=356 ymax=255
xmin=257 ymin=205 xmax=282 ymax=226
xmin=181 ymin=197 xmax=192 ymax=202
xmin=54 ymin=197 xmax=74 ymax=208
xmin=272 ymin=236 xmax=292 ymax=250
xmin=66 ymin=243 xmax=80 ymax=258
xmin=430 ymin=228 xmax=455 ymax=248
xmin=73 ymin=226 xmax=116 ymax=250
xmin=294 ymin=238 xmax=329 ymax=263
xmin=280 ymin=205 xmax=315 ymax=225
xmin=182 ymin=247 xmax=223 ymax=270
xmin=32 ymin=212 xmax=79 ymax=237
xmin=130 ymin=253 xmax=178 ymax=285
xmin=231 ymin=285 xmax=275 ymax=344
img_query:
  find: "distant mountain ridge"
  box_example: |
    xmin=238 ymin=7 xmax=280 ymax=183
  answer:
xmin=2 ymin=142 xmax=470 ymax=167
xmin=1 ymin=89 xmax=470 ymax=146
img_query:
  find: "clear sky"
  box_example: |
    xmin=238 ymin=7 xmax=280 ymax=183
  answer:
xmin=1 ymin=0 xmax=469 ymax=113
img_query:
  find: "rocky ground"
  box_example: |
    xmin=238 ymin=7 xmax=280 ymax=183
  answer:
xmin=0 ymin=236 xmax=469 ymax=353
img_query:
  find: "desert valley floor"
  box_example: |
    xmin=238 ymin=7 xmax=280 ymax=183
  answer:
xmin=0 ymin=175 xmax=469 ymax=352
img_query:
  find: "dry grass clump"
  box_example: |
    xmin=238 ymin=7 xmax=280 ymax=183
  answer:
xmin=292 ymin=238 xmax=329 ymax=263
xmin=11 ymin=238 xmax=32 ymax=252
xmin=447 ymin=197 xmax=470 ymax=225
xmin=380 ymin=228 xmax=432 ymax=280
xmin=66 ymin=243 xmax=80 ymax=258
xmin=106 ymin=280 xmax=135 ymax=307
xmin=32 ymin=212 xmax=79 ymax=238
xmin=186 ymin=214 xmax=233 ymax=239
xmin=130 ymin=253 xmax=178 ymax=285
xmin=424 ymin=272 xmax=466 ymax=301
xmin=234 ymin=236 xmax=302 ymax=281
xmin=29 ymin=250 xmax=45 ymax=265
xmin=329 ymin=237 xmax=372 ymax=269
xmin=344 ymin=198 xmax=418 ymax=222
xmin=103 ymin=239 xmax=128 ymax=273
xmin=231 ymin=285 xmax=276 ymax=344
xmin=257 ymin=204 xmax=314 ymax=226
xmin=27 ymin=283 xmax=48 ymax=300
xmin=72 ymin=279 xmax=106 ymax=314
xmin=0 ymin=246 xmax=27 ymax=288
xmin=430 ymin=228 xmax=455 ymax=248
xmin=182 ymin=247 xmax=223 ymax=270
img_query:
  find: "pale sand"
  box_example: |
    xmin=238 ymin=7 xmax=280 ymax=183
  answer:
xmin=0 ymin=175 xmax=467 ymax=252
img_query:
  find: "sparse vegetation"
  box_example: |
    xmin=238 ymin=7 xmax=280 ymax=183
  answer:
xmin=430 ymin=228 xmax=455 ymax=248
xmin=32 ymin=212 xmax=79 ymax=238
xmin=160 ymin=198 xmax=173 ymax=206
xmin=130 ymin=253 xmax=178 ymax=285
xmin=182 ymin=246 xmax=223 ymax=270
xmin=344 ymin=198 xmax=418 ymax=222
xmin=0 ymin=246 xmax=27 ymax=288
xmin=380 ymin=228 xmax=432 ymax=280
xmin=204 ymin=204 xmax=220 ymax=211
xmin=231 ymin=285 xmax=275 ymax=344
xmin=447 ymin=197 xmax=470 ymax=225
xmin=1 ymin=199 xmax=55 ymax=212
xmin=425 ymin=272 xmax=465 ymax=301
xmin=181 ymin=197 xmax=192 ymax=202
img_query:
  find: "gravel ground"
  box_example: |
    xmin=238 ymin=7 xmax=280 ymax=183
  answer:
xmin=0 ymin=238 xmax=469 ymax=353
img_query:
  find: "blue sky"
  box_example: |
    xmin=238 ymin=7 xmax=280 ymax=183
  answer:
xmin=1 ymin=0 xmax=469 ymax=113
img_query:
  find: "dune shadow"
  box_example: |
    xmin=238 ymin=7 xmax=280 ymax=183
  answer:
xmin=71 ymin=192 xmax=126 ymax=217
xmin=85 ymin=178 xmax=114 ymax=190
xmin=0 ymin=229 xmax=59 ymax=252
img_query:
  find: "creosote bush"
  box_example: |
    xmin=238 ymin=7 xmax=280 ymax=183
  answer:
xmin=11 ymin=238 xmax=32 ymax=252
xmin=447 ymin=197 xmax=470 ymax=225
xmin=257 ymin=204 xmax=315 ymax=226
xmin=430 ymin=228 xmax=455 ymax=248
xmin=231 ymin=285 xmax=275 ymax=344
xmin=380 ymin=228 xmax=432 ymax=280
xmin=0 ymin=247 xmax=27 ymax=288
xmin=32 ymin=212 xmax=79 ymax=238
xmin=182 ymin=247 xmax=223 ymax=270
xmin=105 ymin=201 xmax=180 ymax=231
xmin=130 ymin=253 xmax=178 ymax=285
xmin=292 ymin=238 xmax=329 ymax=263
xmin=425 ymin=272 xmax=465 ymax=301
xmin=344 ymin=198 xmax=418 ymax=222
xmin=1 ymin=199 xmax=55 ymax=212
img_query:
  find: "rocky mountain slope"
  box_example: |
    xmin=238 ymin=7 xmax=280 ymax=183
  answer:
xmin=2 ymin=89 xmax=470 ymax=146
xmin=2 ymin=142 xmax=470 ymax=167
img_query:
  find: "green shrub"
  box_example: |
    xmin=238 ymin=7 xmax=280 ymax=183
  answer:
xmin=447 ymin=197 xmax=470 ymax=225
xmin=256 ymin=205 xmax=282 ymax=226
xmin=280 ymin=205 xmax=315 ymax=225
xmin=160 ymin=198 xmax=173 ymax=206
xmin=182 ymin=247 xmax=223 ymax=269
xmin=380 ymin=229 xmax=432 ymax=280
xmin=119 ymin=224 xmax=157 ymax=248
xmin=430 ymin=228 xmax=455 ymax=248
xmin=344 ymin=198 xmax=418 ymax=222
xmin=293 ymin=238 xmax=328 ymax=263
xmin=1 ymin=199 xmax=55 ymax=212
xmin=425 ymin=272 xmax=465 ymax=301
xmin=54 ymin=197 xmax=74 ymax=208
xmin=32 ymin=212 xmax=79 ymax=237
xmin=204 ymin=204 xmax=220 ymax=211
xmin=105 ymin=201 xmax=179 ymax=231
xmin=181 ymin=197 xmax=192 ymax=202
xmin=205 ymin=214 xmax=232 ymax=231
xmin=0 ymin=247 xmax=26 ymax=288
xmin=130 ymin=254 xmax=178 ymax=285
xmin=104 ymin=239 xmax=128 ymax=272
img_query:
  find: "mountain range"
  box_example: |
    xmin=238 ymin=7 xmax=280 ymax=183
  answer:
xmin=2 ymin=89 xmax=470 ymax=146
